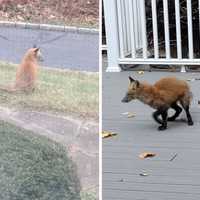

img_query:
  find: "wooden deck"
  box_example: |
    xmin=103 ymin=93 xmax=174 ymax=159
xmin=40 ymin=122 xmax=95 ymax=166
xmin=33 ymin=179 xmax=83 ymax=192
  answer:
xmin=102 ymin=71 xmax=200 ymax=200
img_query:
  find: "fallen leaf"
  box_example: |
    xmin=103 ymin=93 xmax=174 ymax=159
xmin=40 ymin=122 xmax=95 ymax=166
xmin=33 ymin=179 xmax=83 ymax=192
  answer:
xmin=137 ymin=71 xmax=144 ymax=75
xmin=102 ymin=131 xmax=117 ymax=139
xmin=17 ymin=15 xmax=24 ymax=20
xmin=121 ymin=112 xmax=136 ymax=118
xmin=139 ymin=173 xmax=149 ymax=176
xmin=127 ymin=113 xmax=136 ymax=118
xmin=121 ymin=112 xmax=129 ymax=115
xmin=139 ymin=152 xmax=156 ymax=159
xmin=49 ymin=14 xmax=56 ymax=19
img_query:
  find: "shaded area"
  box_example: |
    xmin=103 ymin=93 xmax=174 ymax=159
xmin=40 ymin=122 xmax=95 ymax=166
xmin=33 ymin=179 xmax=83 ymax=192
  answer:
xmin=146 ymin=0 xmax=200 ymax=58
xmin=0 ymin=120 xmax=81 ymax=200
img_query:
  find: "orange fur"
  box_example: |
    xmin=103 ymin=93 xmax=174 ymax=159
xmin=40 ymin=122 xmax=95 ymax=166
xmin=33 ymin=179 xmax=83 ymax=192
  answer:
xmin=122 ymin=76 xmax=193 ymax=130
xmin=0 ymin=48 xmax=40 ymax=92
xmin=125 ymin=77 xmax=191 ymax=109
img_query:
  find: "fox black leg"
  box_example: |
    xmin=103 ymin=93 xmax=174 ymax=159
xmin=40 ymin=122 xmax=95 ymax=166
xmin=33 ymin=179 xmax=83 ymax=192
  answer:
xmin=168 ymin=102 xmax=182 ymax=121
xmin=153 ymin=109 xmax=168 ymax=130
xmin=184 ymin=105 xmax=193 ymax=126
xmin=158 ymin=110 xmax=168 ymax=131
xmin=152 ymin=110 xmax=163 ymax=124
xmin=180 ymin=100 xmax=194 ymax=126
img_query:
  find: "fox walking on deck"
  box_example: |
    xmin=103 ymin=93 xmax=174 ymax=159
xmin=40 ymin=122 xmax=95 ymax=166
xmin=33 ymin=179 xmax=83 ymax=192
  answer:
xmin=122 ymin=76 xmax=194 ymax=130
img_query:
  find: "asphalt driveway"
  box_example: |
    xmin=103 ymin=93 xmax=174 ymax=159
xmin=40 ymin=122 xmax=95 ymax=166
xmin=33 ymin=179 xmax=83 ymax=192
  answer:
xmin=0 ymin=26 xmax=99 ymax=71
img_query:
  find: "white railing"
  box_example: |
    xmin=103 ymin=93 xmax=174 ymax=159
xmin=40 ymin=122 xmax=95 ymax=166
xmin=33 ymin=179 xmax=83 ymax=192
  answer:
xmin=103 ymin=0 xmax=200 ymax=72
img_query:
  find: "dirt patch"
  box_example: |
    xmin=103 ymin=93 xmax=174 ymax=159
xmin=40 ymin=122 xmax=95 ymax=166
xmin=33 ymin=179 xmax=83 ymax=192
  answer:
xmin=0 ymin=0 xmax=98 ymax=27
xmin=0 ymin=106 xmax=99 ymax=196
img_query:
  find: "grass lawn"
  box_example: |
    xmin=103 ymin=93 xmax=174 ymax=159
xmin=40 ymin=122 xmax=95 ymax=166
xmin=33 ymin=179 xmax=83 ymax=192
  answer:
xmin=81 ymin=192 xmax=96 ymax=200
xmin=0 ymin=120 xmax=81 ymax=200
xmin=0 ymin=62 xmax=99 ymax=119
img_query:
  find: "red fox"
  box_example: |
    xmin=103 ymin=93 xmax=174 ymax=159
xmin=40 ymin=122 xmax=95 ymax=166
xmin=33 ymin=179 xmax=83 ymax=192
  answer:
xmin=122 ymin=76 xmax=193 ymax=130
xmin=0 ymin=47 xmax=42 ymax=92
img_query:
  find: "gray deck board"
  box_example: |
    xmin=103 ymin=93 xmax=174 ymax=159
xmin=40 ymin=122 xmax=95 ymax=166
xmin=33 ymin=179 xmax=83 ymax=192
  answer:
xmin=103 ymin=71 xmax=200 ymax=200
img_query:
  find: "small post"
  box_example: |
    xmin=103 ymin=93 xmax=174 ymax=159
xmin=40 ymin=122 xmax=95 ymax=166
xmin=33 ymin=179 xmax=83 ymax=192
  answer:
xmin=103 ymin=0 xmax=121 ymax=72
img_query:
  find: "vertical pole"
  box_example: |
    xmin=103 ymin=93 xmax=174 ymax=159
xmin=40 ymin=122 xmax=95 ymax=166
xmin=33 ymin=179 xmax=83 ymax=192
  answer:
xmin=124 ymin=0 xmax=131 ymax=53
xmin=140 ymin=0 xmax=148 ymax=58
xmin=175 ymin=0 xmax=182 ymax=59
xmin=151 ymin=0 xmax=159 ymax=59
xmin=163 ymin=0 xmax=171 ymax=59
xmin=104 ymin=0 xmax=121 ymax=72
xmin=133 ymin=0 xmax=140 ymax=49
xmin=187 ymin=0 xmax=194 ymax=59
xmin=117 ymin=0 xmax=125 ymax=59
xmin=198 ymin=0 xmax=200 ymax=59
xmin=128 ymin=0 xmax=136 ymax=58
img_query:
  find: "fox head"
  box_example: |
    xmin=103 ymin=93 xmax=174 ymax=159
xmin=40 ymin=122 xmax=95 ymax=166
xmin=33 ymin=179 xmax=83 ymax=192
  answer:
xmin=33 ymin=47 xmax=43 ymax=62
xmin=24 ymin=47 xmax=43 ymax=62
xmin=121 ymin=76 xmax=140 ymax=103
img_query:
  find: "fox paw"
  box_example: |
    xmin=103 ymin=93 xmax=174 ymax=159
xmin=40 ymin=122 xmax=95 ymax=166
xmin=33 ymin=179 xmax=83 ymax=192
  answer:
xmin=188 ymin=121 xmax=194 ymax=126
xmin=158 ymin=125 xmax=167 ymax=131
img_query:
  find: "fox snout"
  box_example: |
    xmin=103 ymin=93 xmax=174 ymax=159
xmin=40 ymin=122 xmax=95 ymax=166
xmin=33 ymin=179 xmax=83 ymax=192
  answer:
xmin=37 ymin=50 xmax=44 ymax=62
xmin=121 ymin=94 xmax=129 ymax=103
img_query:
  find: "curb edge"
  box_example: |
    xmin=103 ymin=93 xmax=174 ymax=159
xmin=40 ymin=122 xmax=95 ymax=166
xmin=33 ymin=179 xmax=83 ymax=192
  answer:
xmin=0 ymin=21 xmax=99 ymax=34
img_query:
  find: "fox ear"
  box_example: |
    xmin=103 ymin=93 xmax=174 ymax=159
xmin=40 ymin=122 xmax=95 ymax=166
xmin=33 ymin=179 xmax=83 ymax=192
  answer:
xmin=129 ymin=76 xmax=135 ymax=82
xmin=34 ymin=48 xmax=40 ymax=52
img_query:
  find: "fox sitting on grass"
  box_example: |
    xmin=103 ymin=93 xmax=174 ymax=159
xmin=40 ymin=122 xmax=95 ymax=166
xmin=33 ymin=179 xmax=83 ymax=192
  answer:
xmin=0 ymin=47 xmax=42 ymax=92
xmin=122 ymin=76 xmax=193 ymax=130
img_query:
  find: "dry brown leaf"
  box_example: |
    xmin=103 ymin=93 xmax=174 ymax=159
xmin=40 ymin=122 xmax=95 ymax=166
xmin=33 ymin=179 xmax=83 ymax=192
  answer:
xmin=137 ymin=71 xmax=144 ymax=75
xmin=127 ymin=113 xmax=136 ymax=118
xmin=102 ymin=131 xmax=117 ymax=139
xmin=139 ymin=152 xmax=156 ymax=159
xmin=122 ymin=112 xmax=136 ymax=118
